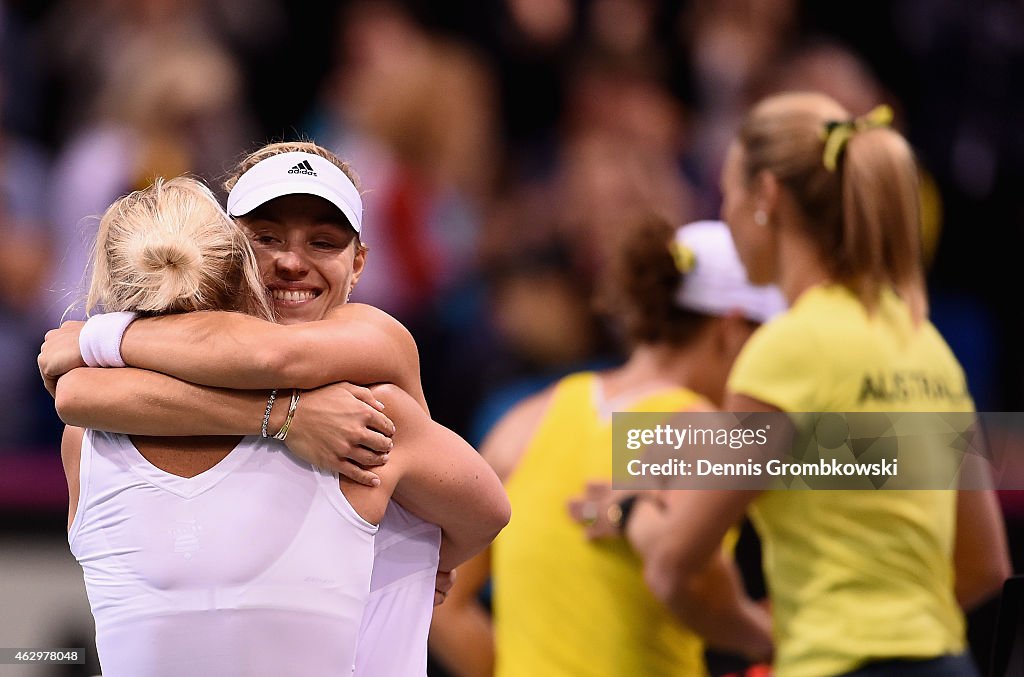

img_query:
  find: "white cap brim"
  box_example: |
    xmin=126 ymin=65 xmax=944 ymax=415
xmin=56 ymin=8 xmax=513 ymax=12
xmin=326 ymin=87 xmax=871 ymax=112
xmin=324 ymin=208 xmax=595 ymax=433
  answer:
xmin=227 ymin=151 xmax=363 ymax=234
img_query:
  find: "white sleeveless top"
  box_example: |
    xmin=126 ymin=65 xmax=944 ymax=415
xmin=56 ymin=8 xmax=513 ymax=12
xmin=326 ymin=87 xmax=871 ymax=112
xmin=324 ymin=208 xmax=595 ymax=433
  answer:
xmin=353 ymin=502 xmax=441 ymax=677
xmin=70 ymin=430 xmax=377 ymax=677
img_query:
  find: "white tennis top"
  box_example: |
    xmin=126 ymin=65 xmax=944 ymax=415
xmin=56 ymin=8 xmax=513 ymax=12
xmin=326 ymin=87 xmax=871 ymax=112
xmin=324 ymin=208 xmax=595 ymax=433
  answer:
xmin=354 ymin=502 xmax=441 ymax=677
xmin=70 ymin=430 xmax=377 ymax=677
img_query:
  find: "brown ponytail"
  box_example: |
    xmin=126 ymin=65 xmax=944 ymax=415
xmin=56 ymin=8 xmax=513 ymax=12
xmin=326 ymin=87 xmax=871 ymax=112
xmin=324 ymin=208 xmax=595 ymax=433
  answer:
xmin=597 ymin=215 xmax=708 ymax=347
xmin=738 ymin=92 xmax=927 ymax=321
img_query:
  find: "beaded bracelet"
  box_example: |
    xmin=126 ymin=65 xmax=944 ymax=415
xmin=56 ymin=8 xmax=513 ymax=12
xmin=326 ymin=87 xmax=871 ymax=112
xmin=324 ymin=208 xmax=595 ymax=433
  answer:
xmin=261 ymin=389 xmax=278 ymax=438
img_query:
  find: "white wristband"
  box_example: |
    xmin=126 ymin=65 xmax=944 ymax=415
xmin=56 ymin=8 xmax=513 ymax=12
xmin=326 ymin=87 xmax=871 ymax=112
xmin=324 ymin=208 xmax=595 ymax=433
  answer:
xmin=79 ymin=312 xmax=137 ymax=368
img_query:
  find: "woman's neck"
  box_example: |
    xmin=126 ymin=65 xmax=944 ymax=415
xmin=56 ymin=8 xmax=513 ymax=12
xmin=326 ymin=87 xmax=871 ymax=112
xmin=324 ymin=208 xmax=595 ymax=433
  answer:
xmin=601 ymin=341 xmax=715 ymax=404
xmin=775 ymin=226 xmax=832 ymax=306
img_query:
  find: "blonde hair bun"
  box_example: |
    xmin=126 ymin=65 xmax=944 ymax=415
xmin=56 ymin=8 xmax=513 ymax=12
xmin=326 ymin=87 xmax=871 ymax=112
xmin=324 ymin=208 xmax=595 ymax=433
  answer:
xmin=125 ymin=229 xmax=204 ymax=311
xmin=86 ymin=176 xmax=274 ymax=320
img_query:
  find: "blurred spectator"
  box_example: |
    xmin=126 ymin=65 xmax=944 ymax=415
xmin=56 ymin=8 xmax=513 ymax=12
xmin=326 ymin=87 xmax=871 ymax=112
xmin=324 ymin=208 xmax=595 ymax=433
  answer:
xmin=563 ymin=52 xmax=684 ymax=156
xmin=557 ymin=133 xmax=692 ymax=278
xmin=682 ymin=0 xmax=798 ymax=213
xmin=493 ymin=0 xmax=575 ymax=159
xmin=554 ymin=48 xmax=698 ymax=283
xmin=43 ymin=0 xmax=212 ymax=139
xmin=752 ymin=40 xmax=888 ymax=116
xmin=0 ymin=63 xmax=54 ymax=449
xmin=434 ymin=180 xmax=615 ymax=443
xmin=586 ymin=0 xmax=658 ymax=58
xmin=44 ymin=36 xmax=252 ymax=324
xmin=459 ymin=48 xmax=697 ymax=440
xmin=315 ymin=1 xmax=499 ymax=323
xmin=40 ymin=0 xmax=278 ymax=141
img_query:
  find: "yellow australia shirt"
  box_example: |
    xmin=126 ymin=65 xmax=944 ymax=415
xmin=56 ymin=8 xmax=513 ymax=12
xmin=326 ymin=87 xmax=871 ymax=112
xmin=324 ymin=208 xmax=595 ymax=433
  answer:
xmin=492 ymin=372 xmax=709 ymax=677
xmin=728 ymin=284 xmax=974 ymax=677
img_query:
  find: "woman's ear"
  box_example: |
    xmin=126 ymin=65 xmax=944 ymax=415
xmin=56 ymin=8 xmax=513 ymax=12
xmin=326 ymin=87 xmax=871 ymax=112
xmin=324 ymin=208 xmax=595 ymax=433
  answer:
xmin=754 ymin=171 xmax=780 ymax=222
xmin=350 ymin=244 xmax=368 ymax=288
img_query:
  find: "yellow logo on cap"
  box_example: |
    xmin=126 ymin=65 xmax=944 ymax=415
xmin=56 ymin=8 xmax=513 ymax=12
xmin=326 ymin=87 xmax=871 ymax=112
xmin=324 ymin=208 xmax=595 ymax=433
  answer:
xmin=669 ymin=241 xmax=697 ymax=274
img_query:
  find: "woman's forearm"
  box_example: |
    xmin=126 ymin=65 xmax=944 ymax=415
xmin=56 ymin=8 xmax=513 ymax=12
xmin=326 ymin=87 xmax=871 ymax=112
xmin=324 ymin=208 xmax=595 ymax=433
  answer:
xmin=646 ymin=547 xmax=772 ymax=662
xmin=374 ymin=384 xmax=511 ymax=569
xmin=119 ymin=304 xmax=424 ymax=403
xmin=54 ymin=369 xmax=397 ymax=482
xmin=54 ymin=367 xmax=278 ymax=436
xmin=954 ymin=489 xmax=1011 ymax=610
xmin=429 ymin=549 xmax=495 ymax=677
xmin=628 ymin=489 xmax=771 ymax=661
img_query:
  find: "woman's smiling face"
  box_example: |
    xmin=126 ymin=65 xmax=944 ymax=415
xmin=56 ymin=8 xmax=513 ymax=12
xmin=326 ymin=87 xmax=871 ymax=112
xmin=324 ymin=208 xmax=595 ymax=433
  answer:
xmin=243 ymin=194 xmax=366 ymax=324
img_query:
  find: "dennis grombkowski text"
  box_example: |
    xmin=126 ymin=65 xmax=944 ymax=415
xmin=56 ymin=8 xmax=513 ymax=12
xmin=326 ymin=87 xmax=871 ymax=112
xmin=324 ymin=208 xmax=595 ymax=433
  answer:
xmin=627 ymin=458 xmax=899 ymax=478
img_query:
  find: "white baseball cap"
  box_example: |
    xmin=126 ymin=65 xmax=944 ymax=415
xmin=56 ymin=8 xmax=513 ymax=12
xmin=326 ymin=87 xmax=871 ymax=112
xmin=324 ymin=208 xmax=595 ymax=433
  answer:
xmin=226 ymin=151 xmax=364 ymax=234
xmin=673 ymin=220 xmax=786 ymax=323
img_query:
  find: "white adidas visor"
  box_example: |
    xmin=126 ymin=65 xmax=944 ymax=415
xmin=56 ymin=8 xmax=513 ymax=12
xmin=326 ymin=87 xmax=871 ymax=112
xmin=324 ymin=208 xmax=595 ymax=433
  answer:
xmin=674 ymin=220 xmax=787 ymax=324
xmin=227 ymin=151 xmax=363 ymax=234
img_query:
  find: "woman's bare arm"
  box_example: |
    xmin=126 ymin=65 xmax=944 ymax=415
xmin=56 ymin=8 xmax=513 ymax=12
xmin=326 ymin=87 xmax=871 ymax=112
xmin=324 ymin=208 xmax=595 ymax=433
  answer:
xmin=425 ymin=388 xmax=553 ymax=676
xmin=54 ymin=367 xmax=395 ymax=483
xmin=429 ymin=549 xmax=495 ymax=677
xmin=56 ymin=367 xmax=279 ymax=436
xmin=622 ymin=392 xmax=776 ymax=661
xmin=61 ymin=426 xmax=85 ymax=531
xmin=627 ymin=492 xmax=772 ymax=661
xmin=954 ymin=489 xmax=1011 ymax=610
xmin=373 ymin=384 xmax=511 ymax=570
xmin=116 ymin=304 xmax=425 ymax=406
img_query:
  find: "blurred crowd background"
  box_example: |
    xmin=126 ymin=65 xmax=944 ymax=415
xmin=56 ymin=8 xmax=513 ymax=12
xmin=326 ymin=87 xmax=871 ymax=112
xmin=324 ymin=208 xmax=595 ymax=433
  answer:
xmin=1 ymin=0 xmax=1023 ymax=673
xmin=4 ymin=0 xmax=1024 ymax=453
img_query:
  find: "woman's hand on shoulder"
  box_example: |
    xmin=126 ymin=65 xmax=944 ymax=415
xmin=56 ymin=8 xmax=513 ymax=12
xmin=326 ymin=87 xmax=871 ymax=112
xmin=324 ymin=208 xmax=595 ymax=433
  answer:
xmin=284 ymin=382 xmax=397 ymax=486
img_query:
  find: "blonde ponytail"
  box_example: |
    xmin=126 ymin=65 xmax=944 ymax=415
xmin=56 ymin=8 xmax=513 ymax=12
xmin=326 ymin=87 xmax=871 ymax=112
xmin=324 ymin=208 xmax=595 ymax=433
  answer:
xmin=738 ymin=92 xmax=927 ymax=322
xmin=841 ymin=128 xmax=927 ymax=321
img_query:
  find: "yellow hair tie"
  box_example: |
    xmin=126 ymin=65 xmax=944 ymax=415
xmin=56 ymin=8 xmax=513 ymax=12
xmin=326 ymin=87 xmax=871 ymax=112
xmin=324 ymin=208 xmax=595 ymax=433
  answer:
xmin=669 ymin=240 xmax=696 ymax=274
xmin=820 ymin=104 xmax=894 ymax=172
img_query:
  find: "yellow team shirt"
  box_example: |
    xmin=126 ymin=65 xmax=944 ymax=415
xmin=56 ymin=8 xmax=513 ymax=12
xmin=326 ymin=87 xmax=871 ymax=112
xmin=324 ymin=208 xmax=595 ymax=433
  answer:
xmin=493 ymin=372 xmax=709 ymax=677
xmin=728 ymin=284 xmax=974 ymax=677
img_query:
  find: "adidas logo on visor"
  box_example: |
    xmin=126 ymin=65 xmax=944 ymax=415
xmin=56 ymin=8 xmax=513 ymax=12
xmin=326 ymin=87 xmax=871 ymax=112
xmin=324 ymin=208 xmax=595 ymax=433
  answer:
xmin=287 ymin=160 xmax=317 ymax=176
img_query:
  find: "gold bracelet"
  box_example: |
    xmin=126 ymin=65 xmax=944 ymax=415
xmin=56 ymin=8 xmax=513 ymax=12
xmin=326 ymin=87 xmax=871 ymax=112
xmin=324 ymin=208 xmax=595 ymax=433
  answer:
xmin=272 ymin=389 xmax=300 ymax=441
